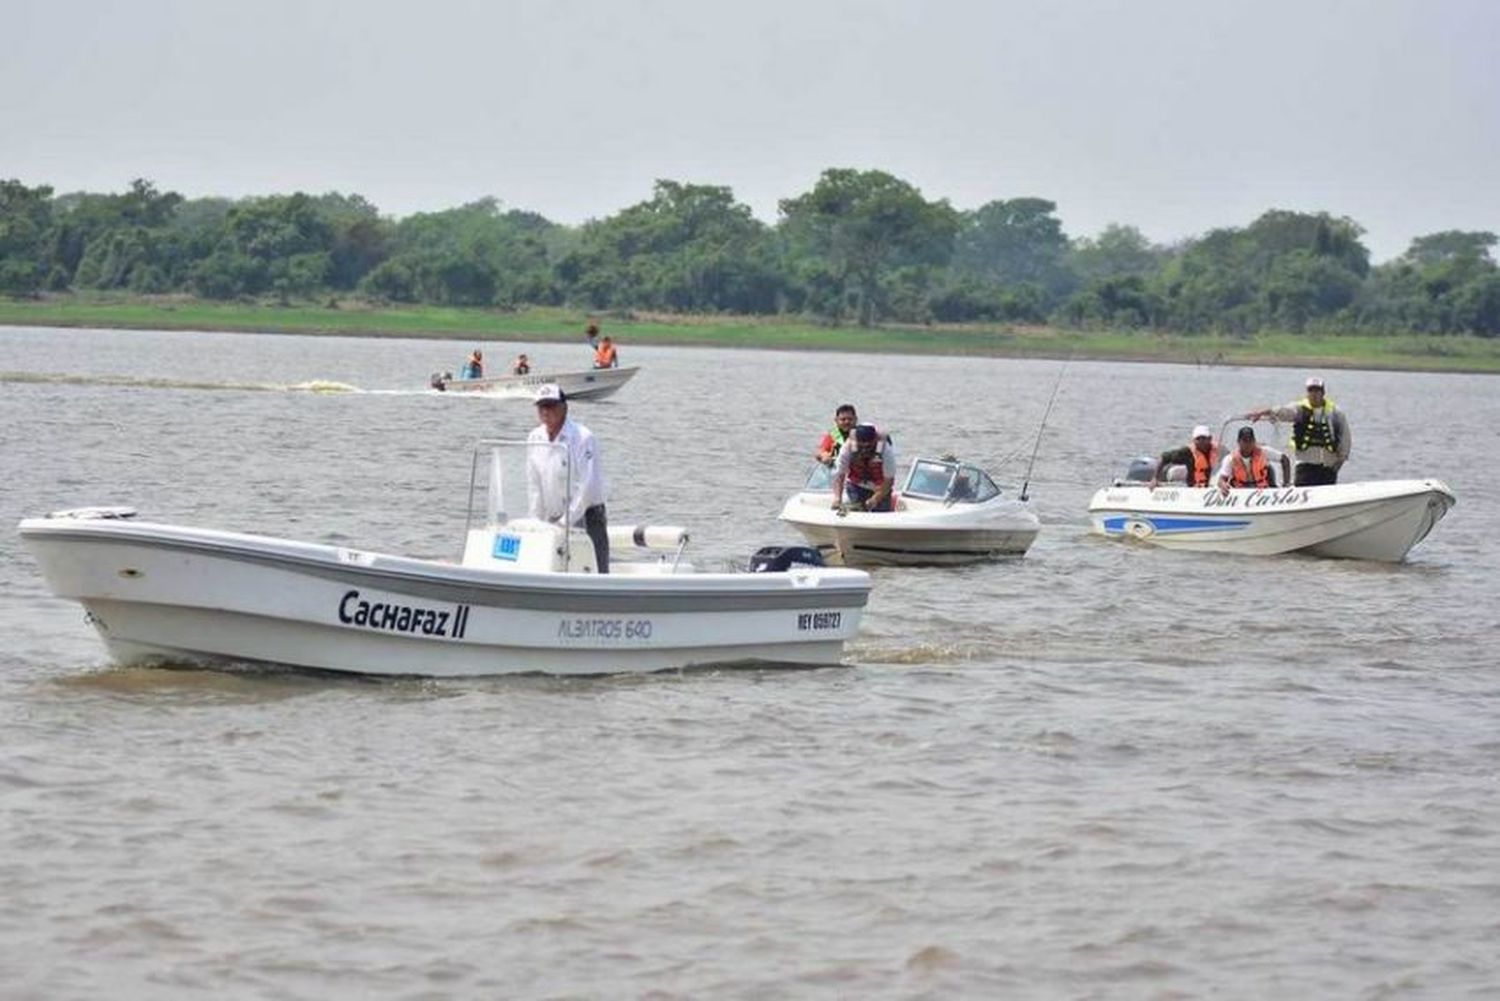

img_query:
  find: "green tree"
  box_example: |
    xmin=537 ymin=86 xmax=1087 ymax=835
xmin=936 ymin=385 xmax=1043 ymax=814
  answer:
xmin=952 ymin=197 xmax=1073 ymax=301
xmin=0 ymin=179 xmax=56 ymax=294
xmin=389 ymin=198 xmax=556 ymax=306
xmin=559 ymin=180 xmax=781 ymax=313
xmin=313 ymin=193 xmax=393 ymax=290
xmin=1069 ymin=224 xmax=1164 ymax=284
xmin=52 ymin=179 xmax=184 ymax=289
xmin=1402 ymin=230 xmax=1497 ymax=267
xmin=779 ymin=169 xmax=958 ymax=326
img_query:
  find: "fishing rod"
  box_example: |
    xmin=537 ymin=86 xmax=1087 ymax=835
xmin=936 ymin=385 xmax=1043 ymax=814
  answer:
xmin=1019 ymin=355 xmax=1072 ymax=502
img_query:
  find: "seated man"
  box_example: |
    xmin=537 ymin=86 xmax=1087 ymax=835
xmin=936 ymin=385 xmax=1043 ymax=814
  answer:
xmin=460 ymin=349 xmax=484 ymax=380
xmin=815 ymin=403 xmax=858 ymax=466
xmin=512 ymin=353 xmax=531 ymax=375
xmin=1217 ymin=426 xmax=1292 ymax=494
xmin=831 ymin=424 xmax=896 ymax=512
xmin=593 ymin=335 xmax=618 ymax=369
xmin=1153 ymin=424 xmax=1220 ymax=488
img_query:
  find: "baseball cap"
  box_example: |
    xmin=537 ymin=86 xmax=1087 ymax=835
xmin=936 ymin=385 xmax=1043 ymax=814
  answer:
xmin=1237 ymin=426 xmax=1257 ymax=442
xmin=1192 ymin=425 xmax=1212 ymax=439
xmin=1305 ymin=376 xmax=1325 ymax=389
xmin=854 ymin=423 xmax=877 ymax=443
xmin=534 ymin=384 xmax=566 ymax=404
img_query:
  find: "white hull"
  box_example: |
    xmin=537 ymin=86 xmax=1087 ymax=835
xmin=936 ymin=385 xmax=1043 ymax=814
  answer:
xmin=780 ymin=494 xmax=1040 ymax=567
xmin=434 ymin=366 xmax=638 ymax=400
xmin=1087 ymin=479 xmax=1455 ymax=562
xmin=19 ymin=518 xmax=869 ymax=677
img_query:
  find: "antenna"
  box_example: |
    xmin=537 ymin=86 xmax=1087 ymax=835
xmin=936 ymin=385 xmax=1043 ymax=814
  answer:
xmin=1020 ymin=356 xmax=1072 ymax=502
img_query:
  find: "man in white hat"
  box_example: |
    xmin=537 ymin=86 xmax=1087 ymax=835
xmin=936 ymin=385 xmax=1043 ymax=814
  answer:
xmin=1151 ymin=424 xmax=1221 ymax=488
xmin=1243 ymin=375 xmax=1351 ymax=486
xmin=526 ymin=384 xmax=610 ymax=572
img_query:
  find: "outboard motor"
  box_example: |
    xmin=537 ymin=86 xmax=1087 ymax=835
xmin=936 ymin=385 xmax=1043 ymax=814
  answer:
xmin=1124 ymin=456 xmax=1159 ymax=483
xmin=748 ymin=545 xmax=826 ymax=572
xmin=430 ymin=371 xmax=452 ymax=391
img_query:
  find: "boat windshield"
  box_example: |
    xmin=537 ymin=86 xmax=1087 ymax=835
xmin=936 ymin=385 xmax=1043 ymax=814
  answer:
xmin=802 ymin=463 xmax=835 ymax=491
xmin=902 ymin=459 xmax=1001 ymax=504
xmin=466 ymin=438 xmax=571 ymax=532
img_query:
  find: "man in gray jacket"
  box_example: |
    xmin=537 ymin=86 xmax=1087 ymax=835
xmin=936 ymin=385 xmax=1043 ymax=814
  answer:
xmin=1243 ymin=376 xmax=1351 ymax=486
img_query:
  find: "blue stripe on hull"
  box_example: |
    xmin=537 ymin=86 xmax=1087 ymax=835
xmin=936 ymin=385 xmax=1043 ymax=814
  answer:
xmin=1101 ymin=514 xmax=1251 ymax=535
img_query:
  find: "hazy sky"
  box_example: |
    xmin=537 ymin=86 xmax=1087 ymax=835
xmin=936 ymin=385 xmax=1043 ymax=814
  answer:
xmin=6 ymin=0 xmax=1496 ymax=261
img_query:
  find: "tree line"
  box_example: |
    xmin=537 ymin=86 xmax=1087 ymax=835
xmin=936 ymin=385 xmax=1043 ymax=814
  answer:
xmin=2 ymin=172 xmax=1497 ymax=336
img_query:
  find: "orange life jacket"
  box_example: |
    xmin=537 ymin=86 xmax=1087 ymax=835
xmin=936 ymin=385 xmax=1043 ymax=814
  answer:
xmin=1229 ymin=449 xmax=1270 ymax=488
xmin=1189 ymin=444 xmax=1220 ymax=487
xmin=594 ymin=342 xmax=617 ymax=368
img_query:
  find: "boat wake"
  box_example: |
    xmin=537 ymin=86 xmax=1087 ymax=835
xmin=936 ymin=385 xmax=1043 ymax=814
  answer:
xmin=0 ymin=371 xmax=362 ymax=394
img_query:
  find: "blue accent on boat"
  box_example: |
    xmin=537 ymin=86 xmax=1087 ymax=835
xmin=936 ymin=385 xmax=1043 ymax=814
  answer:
xmin=492 ymin=533 xmax=521 ymax=560
xmin=1101 ymin=515 xmax=1251 ymax=535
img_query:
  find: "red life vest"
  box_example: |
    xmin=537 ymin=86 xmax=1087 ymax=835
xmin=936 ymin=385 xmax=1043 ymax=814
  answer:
xmin=847 ymin=448 xmax=887 ymax=488
xmin=1229 ymin=449 xmax=1270 ymax=488
xmin=1189 ymin=444 xmax=1220 ymax=487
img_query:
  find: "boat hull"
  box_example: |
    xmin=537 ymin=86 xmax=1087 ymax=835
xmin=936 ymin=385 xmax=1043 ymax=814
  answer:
xmin=1087 ymin=479 xmax=1455 ymax=562
xmin=780 ymin=494 xmax=1040 ymax=567
xmin=435 ymin=366 xmax=639 ymax=400
xmin=19 ymin=518 xmax=869 ymax=676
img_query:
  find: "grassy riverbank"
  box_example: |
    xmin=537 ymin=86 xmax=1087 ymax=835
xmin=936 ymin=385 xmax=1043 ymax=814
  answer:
xmin=3 ymin=294 xmax=1498 ymax=373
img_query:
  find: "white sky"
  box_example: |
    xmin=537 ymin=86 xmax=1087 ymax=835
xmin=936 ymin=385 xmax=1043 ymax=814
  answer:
xmin=5 ymin=0 xmax=1496 ymax=262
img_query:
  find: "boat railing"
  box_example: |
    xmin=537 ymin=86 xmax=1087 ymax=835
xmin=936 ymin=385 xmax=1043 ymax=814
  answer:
xmin=466 ymin=438 xmax=691 ymax=573
xmin=465 ymin=437 xmax=580 ymax=569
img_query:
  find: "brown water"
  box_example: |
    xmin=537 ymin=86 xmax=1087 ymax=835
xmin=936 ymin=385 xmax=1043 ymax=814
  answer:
xmin=3 ymin=327 xmax=1497 ymax=998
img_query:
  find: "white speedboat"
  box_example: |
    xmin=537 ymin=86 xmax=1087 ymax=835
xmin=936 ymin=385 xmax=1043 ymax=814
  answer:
xmin=430 ymin=365 xmax=639 ymax=400
xmin=18 ymin=441 xmax=869 ymax=677
xmin=1087 ymin=457 xmax=1455 ymax=562
xmin=779 ymin=457 xmax=1041 ymax=567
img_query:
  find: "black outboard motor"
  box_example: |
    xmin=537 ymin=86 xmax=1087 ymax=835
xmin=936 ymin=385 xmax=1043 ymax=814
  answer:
xmin=748 ymin=545 xmax=826 ymax=572
xmin=430 ymin=371 xmax=452 ymax=391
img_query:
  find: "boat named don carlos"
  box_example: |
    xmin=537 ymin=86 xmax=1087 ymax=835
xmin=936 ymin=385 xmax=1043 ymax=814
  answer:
xmin=1087 ymin=456 xmax=1455 ymax=562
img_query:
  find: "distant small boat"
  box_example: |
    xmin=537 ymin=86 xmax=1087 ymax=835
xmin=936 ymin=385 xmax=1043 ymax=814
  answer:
xmin=1087 ymin=457 xmax=1455 ymax=562
xmin=429 ymin=365 xmax=639 ymax=401
xmin=779 ymin=457 xmax=1040 ymax=566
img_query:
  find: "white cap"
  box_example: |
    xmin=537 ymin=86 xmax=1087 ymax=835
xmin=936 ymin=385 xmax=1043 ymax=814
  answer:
xmin=1306 ymin=375 xmax=1325 ymax=389
xmin=1192 ymin=425 xmax=1212 ymax=439
xmin=533 ymin=383 xmax=565 ymax=404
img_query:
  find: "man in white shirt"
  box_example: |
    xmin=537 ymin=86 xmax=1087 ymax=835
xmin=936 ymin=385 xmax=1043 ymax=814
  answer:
xmin=527 ymin=384 xmax=611 ymax=572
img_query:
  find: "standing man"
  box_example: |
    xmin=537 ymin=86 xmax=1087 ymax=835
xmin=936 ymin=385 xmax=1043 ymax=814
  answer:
xmin=831 ymin=424 xmax=897 ymax=512
xmin=815 ymin=403 xmax=859 ymax=466
xmin=1217 ymin=426 xmax=1292 ymax=494
xmin=527 ymin=384 xmax=610 ymax=572
xmin=1243 ymin=376 xmax=1350 ymax=485
xmin=1152 ymin=424 xmax=1220 ymax=488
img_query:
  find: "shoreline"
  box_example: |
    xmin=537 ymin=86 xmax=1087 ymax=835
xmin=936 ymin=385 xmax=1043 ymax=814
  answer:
xmin=2 ymin=298 xmax=1497 ymax=376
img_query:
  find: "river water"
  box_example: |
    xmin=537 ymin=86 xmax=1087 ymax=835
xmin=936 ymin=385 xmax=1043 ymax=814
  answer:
xmin=2 ymin=326 xmax=1497 ymax=998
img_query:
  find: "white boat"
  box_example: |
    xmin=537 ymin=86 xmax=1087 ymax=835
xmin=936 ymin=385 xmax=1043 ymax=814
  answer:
xmin=18 ymin=441 xmax=870 ymax=677
xmin=430 ymin=365 xmax=639 ymax=401
xmin=779 ymin=457 xmax=1041 ymax=566
xmin=1087 ymin=457 xmax=1456 ymax=562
